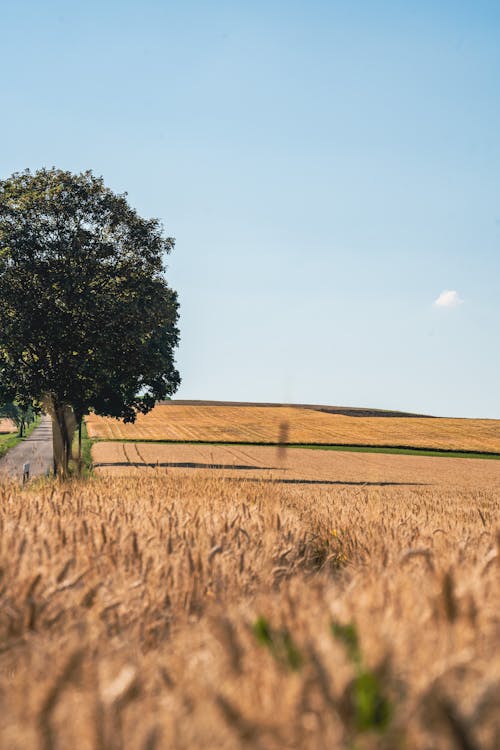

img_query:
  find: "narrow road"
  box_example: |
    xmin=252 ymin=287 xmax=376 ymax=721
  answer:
xmin=0 ymin=415 xmax=54 ymax=481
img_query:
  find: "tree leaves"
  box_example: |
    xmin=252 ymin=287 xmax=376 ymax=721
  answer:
xmin=0 ymin=168 xmax=180 ymax=471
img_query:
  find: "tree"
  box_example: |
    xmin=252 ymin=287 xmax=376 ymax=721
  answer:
xmin=0 ymin=400 xmax=37 ymax=437
xmin=0 ymin=168 xmax=180 ymax=475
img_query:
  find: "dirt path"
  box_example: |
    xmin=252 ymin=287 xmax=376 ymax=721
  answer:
xmin=0 ymin=415 xmax=53 ymax=481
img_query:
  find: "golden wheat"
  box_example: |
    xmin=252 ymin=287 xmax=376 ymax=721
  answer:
xmin=0 ymin=417 xmax=16 ymax=433
xmin=0 ymin=472 xmax=498 ymax=749
xmin=85 ymin=403 xmax=500 ymax=453
xmin=91 ymin=440 xmax=500 ymax=491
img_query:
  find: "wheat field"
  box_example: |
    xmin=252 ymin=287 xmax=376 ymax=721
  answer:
xmin=85 ymin=403 xmax=500 ymax=453
xmin=91 ymin=440 xmax=500 ymax=490
xmin=0 ymin=417 xmax=16 ymax=433
xmin=0 ymin=473 xmax=498 ymax=749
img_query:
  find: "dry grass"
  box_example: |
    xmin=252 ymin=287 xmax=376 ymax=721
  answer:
xmin=85 ymin=403 xmax=500 ymax=453
xmin=0 ymin=472 xmax=498 ymax=749
xmin=0 ymin=417 xmax=16 ymax=434
xmin=91 ymin=441 xmax=500 ymax=491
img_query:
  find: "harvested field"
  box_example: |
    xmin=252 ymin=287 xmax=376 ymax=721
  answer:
xmin=0 ymin=474 xmax=498 ymax=749
xmin=161 ymin=399 xmax=430 ymax=418
xmin=85 ymin=403 xmax=500 ymax=453
xmin=0 ymin=417 xmax=16 ymax=433
xmin=92 ymin=441 xmax=500 ymax=489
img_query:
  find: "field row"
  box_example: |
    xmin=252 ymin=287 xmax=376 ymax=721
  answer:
xmin=91 ymin=441 xmax=500 ymax=490
xmin=86 ymin=403 xmax=500 ymax=453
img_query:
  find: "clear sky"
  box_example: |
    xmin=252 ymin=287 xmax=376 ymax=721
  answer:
xmin=1 ymin=1 xmax=499 ymax=417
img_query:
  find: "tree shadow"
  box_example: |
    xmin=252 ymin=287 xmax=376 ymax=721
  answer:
xmin=93 ymin=461 xmax=278 ymax=470
xmin=93 ymin=460 xmax=429 ymax=486
xmin=225 ymin=477 xmax=429 ymax=487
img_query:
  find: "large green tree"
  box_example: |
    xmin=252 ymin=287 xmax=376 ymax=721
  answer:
xmin=0 ymin=168 xmax=180 ymax=474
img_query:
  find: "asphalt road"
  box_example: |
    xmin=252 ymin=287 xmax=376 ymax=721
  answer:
xmin=0 ymin=414 xmax=54 ymax=481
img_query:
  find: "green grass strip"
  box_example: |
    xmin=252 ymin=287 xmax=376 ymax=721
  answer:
xmin=69 ymin=421 xmax=94 ymax=477
xmin=80 ymin=421 xmax=94 ymax=476
xmin=0 ymin=433 xmax=22 ymax=460
xmin=291 ymin=444 xmax=500 ymax=460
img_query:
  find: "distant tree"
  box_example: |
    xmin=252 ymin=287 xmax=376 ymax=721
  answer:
xmin=0 ymin=400 xmax=37 ymax=437
xmin=0 ymin=168 xmax=180 ymax=474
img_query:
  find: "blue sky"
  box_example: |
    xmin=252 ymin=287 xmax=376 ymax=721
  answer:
xmin=1 ymin=1 xmax=499 ymax=417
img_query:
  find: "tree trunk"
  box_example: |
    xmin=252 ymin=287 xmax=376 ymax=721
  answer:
xmin=78 ymin=420 xmax=82 ymax=476
xmin=54 ymin=406 xmax=70 ymax=477
xmin=45 ymin=397 xmax=76 ymax=477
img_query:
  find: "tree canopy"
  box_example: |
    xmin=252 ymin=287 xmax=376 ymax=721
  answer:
xmin=0 ymin=168 xmax=180 ymax=473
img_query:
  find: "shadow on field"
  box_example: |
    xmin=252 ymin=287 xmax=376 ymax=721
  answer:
xmin=93 ymin=461 xmax=278 ymax=471
xmin=93 ymin=460 xmax=429 ymax=487
xmin=226 ymin=478 xmax=429 ymax=487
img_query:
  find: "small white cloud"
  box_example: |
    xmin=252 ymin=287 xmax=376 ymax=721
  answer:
xmin=434 ymin=290 xmax=463 ymax=308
